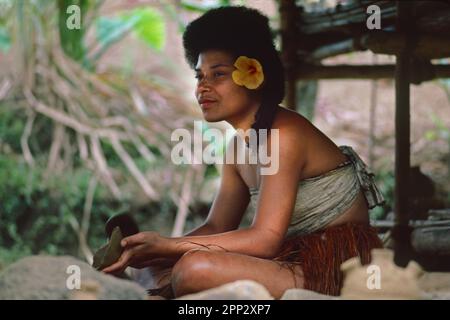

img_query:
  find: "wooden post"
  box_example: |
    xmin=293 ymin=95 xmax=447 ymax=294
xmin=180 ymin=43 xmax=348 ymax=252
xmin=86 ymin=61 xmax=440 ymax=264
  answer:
xmin=392 ymin=1 xmax=414 ymax=267
xmin=279 ymin=0 xmax=298 ymax=110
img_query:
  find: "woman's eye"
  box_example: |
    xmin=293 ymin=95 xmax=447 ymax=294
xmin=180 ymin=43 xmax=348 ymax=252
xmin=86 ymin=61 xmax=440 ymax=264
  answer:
xmin=195 ymin=72 xmax=225 ymax=81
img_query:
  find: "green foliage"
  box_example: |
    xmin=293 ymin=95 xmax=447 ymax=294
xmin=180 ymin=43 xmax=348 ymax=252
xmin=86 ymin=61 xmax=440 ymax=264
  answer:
xmin=0 ymin=104 xmax=26 ymax=153
xmin=0 ymin=104 xmax=55 ymax=155
xmin=425 ymin=113 xmax=450 ymax=142
xmin=0 ymin=103 xmax=182 ymax=266
xmin=0 ymin=26 xmax=10 ymax=53
xmin=370 ymin=169 xmax=395 ymax=220
xmin=0 ymin=152 xmax=129 ymax=266
xmin=93 ymin=7 xmax=166 ymax=63
xmin=57 ymin=1 xmax=166 ymax=68
xmin=0 ymin=245 xmax=31 ymax=271
xmin=0 ymin=0 xmax=13 ymax=25
xmin=0 ymin=0 xmax=222 ymax=267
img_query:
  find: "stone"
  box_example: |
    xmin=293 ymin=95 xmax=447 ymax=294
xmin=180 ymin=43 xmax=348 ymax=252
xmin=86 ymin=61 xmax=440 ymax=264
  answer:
xmin=340 ymin=248 xmax=425 ymax=299
xmin=418 ymin=272 xmax=450 ymax=300
xmin=0 ymin=255 xmax=147 ymax=300
xmin=70 ymin=279 xmax=101 ymax=300
xmin=281 ymin=288 xmax=337 ymax=300
xmin=177 ymin=280 xmax=274 ymax=300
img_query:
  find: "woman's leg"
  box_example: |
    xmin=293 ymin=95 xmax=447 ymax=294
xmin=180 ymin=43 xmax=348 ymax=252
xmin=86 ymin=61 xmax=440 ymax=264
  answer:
xmin=130 ymin=258 xmax=175 ymax=291
xmin=171 ymin=249 xmax=304 ymax=299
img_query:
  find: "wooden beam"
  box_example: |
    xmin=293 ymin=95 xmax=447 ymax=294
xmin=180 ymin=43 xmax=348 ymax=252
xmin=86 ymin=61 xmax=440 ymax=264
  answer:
xmin=363 ymin=31 xmax=450 ymax=59
xmin=295 ymin=64 xmax=450 ymax=81
xmin=297 ymin=1 xmax=450 ymax=51
xmin=299 ymin=1 xmax=397 ymax=35
xmin=305 ymin=32 xmax=450 ymax=62
xmin=416 ymin=7 xmax=450 ymax=34
xmin=298 ymin=1 xmax=450 ymax=36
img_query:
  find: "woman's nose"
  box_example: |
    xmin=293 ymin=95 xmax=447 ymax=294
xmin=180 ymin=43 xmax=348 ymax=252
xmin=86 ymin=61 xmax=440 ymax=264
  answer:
xmin=197 ymin=79 xmax=212 ymax=93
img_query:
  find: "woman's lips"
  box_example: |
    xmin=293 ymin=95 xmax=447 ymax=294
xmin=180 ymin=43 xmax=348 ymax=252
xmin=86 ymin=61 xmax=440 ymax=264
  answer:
xmin=200 ymin=101 xmax=217 ymax=109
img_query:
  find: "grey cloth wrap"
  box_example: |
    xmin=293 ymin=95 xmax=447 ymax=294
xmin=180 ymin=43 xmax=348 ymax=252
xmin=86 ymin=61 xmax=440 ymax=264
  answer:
xmin=248 ymin=146 xmax=384 ymax=237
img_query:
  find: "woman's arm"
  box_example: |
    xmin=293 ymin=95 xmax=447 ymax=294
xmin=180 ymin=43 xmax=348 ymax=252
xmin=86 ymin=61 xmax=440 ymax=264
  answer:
xmin=183 ymin=223 xmax=217 ymax=236
xmin=184 ymin=135 xmax=252 ymax=237
xmin=102 ymin=226 xmax=281 ymax=274
xmin=131 ymin=226 xmax=282 ymax=260
xmin=102 ymin=125 xmax=307 ymax=274
xmin=153 ymin=123 xmax=307 ymax=259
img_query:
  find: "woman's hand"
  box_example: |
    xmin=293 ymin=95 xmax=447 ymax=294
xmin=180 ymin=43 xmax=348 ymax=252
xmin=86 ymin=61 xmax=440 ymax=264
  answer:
xmin=102 ymin=231 xmax=166 ymax=274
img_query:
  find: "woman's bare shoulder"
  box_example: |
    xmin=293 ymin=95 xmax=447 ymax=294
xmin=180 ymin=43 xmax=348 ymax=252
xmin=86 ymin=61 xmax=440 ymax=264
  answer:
xmin=271 ymin=106 xmax=315 ymax=144
xmin=274 ymin=106 xmax=314 ymax=129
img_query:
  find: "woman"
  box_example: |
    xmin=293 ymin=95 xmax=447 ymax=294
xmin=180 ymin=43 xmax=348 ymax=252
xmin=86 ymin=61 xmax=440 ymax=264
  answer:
xmin=103 ymin=6 xmax=384 ymax=299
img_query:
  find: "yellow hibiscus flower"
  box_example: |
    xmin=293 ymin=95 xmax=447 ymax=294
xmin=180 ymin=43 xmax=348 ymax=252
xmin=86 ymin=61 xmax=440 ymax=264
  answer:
xmin=232 ymin=56 xmax=264 ymax=90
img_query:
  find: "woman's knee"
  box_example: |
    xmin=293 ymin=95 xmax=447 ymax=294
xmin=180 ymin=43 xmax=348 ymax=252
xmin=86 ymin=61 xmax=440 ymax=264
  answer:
xmin=171 ymin=249 xmax=216 ymax=296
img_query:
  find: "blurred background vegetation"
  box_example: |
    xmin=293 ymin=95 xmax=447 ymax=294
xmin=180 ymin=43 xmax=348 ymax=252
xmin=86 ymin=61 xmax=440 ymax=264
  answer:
xmin=0 ymin=0 xmax=233 ymax=267
xmin=0 ymin=0 xmax=449 ymax=269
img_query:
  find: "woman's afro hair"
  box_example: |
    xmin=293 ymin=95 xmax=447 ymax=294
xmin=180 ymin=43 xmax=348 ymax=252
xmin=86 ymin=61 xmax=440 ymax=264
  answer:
xmin=182 ymin=6 xmax=285 ymax=105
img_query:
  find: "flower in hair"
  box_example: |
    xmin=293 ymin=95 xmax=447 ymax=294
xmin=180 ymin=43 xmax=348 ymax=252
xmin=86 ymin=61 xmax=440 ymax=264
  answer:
xmin=232 ymin=56 xmax=264 ymax=89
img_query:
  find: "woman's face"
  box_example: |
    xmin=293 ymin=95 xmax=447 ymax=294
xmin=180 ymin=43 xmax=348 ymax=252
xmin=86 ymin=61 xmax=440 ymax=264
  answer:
xmin=194 ymin=50 xmax=261 ymax=125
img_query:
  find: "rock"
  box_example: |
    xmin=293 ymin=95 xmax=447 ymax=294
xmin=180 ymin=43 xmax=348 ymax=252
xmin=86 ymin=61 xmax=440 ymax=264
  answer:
xmin=70 ymin=280 xmax=101 ymax=300
xmin=418 ymin=272 xmax=450 ymax=300
xmin=281 ymin=288 xmax=337 ymax=300
xmin=0 ymin=255 xmax=147 ymax=300
xmin=177 ymin=280 xmax=274 ymax=300
xmin=340 ymin=249 xmax=425 ymax=299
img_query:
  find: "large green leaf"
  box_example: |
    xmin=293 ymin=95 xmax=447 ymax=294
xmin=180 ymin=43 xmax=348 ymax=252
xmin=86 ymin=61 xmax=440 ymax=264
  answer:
xmin=0 ymin=27 xmax=10 ymax=53
xmin=179 ymin=0 xmax=230 ymax=12
xmin=122 ymin=8 xmax=165 ymax=51
xmin=94 ymin=7 xmax=165 ymax=58
xmin=95 ymin=15 xmax=139 ymax=46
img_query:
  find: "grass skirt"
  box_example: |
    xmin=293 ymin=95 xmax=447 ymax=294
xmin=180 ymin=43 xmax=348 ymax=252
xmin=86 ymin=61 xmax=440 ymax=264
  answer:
xmin=274 ymin=222 xmax=383 ymax=296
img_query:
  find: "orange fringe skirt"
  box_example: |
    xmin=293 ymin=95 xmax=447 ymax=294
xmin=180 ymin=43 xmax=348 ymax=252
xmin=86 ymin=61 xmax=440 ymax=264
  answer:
xmin=273 ymin=222 xmax=383 ymax=296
